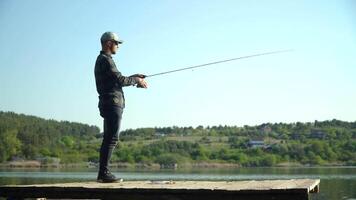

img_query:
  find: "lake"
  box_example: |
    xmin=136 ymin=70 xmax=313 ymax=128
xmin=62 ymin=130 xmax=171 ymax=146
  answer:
xmin=0 ymin=167 xmax=355 ymax=200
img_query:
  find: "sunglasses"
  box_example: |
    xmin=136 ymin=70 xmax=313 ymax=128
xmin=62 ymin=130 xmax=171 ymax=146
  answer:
xmin=110 ymin=40 xmax=119 ymax=45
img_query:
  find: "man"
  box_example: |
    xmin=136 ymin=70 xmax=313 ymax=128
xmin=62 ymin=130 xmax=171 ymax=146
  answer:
xmin=94 ymin=31 xmax=147 ymax=183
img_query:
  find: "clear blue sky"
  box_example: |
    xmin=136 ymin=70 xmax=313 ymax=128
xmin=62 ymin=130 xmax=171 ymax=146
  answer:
xmin=0 ymin=1 xmax=355 ymax=131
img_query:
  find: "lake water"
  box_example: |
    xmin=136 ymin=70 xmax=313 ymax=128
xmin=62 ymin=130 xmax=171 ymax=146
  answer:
xmin=0 ymin=167 xmax=355 ymax=200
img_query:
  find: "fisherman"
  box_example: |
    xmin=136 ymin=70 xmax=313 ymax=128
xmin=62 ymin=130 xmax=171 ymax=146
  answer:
xmin=94 ymin=31 xmax=147 ymax=183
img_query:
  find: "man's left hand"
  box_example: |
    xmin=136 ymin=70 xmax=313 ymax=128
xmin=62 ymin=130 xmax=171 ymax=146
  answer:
xmin=136 ymin=78 xmax=148 ymax=88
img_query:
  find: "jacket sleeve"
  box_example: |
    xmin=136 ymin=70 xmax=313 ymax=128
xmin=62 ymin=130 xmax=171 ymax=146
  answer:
xmin=105 ymin=57 xmax=138 ymax=87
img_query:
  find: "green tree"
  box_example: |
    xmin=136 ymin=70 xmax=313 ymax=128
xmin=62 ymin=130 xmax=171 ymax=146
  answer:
xmin=0 ymin=129 xmax=21 ymax=162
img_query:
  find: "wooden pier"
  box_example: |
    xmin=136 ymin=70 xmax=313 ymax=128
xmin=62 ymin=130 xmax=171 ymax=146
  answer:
xmin=0 ymin=179 xmax=320 ymax=200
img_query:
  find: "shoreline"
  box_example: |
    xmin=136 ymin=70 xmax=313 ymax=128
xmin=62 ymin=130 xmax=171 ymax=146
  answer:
xmin=0 ymin=161 xmax=353 ymax=169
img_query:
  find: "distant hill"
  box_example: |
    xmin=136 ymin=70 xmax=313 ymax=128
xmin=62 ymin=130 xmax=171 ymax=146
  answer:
xmin=0 ymin=111 xmax=355 ymax=167
xmin=0 ymin=111 xmax=100 ymax=163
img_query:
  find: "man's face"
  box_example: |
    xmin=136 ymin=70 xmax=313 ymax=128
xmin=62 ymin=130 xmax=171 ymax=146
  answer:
xmin=110 ymin=40 xmax=119 ymax=54
xmin=105 ymin=40 xmax=119 ymax=54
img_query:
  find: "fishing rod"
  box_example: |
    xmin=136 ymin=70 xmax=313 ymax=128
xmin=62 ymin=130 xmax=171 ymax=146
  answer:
xmin=141 ymin=49 xmax=293 ymax=78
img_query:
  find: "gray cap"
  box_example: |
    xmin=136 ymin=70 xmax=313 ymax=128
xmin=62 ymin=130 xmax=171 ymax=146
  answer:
xmin=100 ymin=32 xmax=123 ymax=44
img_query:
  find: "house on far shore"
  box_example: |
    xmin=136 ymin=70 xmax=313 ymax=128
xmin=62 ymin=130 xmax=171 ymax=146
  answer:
xmin=309 ymin=130 xmax=327 ymax=139
xmin=155 ymin=132 xmax=165 ymax=137
xmin=248 ymin=140 xmax=268 ymax=149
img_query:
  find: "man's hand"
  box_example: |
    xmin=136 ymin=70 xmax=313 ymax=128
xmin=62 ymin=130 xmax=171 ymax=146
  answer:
xmin=136 ymin=77 xmax=148 ymax=88
xmin=130 ymin=73 xmax=148 ymax=88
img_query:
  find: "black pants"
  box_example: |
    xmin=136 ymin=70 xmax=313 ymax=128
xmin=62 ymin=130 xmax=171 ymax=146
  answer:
xmin=99 ymin=106 xmax=123 ymax=172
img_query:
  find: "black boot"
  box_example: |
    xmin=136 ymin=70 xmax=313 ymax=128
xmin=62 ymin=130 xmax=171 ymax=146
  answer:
xmin=97 ymin=168 xmax=123 ymax=183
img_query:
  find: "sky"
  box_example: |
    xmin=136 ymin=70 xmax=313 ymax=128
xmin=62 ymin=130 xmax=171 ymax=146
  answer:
xmin=0 ymin=1 xmax=355 ymax=131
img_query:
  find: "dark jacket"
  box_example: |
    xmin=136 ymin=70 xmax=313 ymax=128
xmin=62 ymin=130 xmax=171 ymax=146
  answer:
xmin=94 ymin=51 xmax=138 ymax=108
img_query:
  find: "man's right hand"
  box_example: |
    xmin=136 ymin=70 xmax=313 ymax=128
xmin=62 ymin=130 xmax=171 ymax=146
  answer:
xmin=136 ymin=77 xmax=148 ymax=88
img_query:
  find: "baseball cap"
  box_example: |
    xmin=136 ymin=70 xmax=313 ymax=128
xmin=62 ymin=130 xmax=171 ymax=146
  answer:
xmin=100 ymin=32 xmax=123 ymax=44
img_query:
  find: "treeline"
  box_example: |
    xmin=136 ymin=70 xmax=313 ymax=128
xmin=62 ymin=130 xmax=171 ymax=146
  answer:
xmin=0 ymin=111 xmax=100 ymax=163
xmin=117 ymin=120 xmax=356 ymax=166
xmin=0 ymin=111 xmax=355 ymax=166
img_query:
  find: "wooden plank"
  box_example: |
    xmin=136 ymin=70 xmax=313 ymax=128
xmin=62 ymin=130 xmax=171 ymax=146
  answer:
xmin=0 ymin=179 xmax=320 ymax=200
